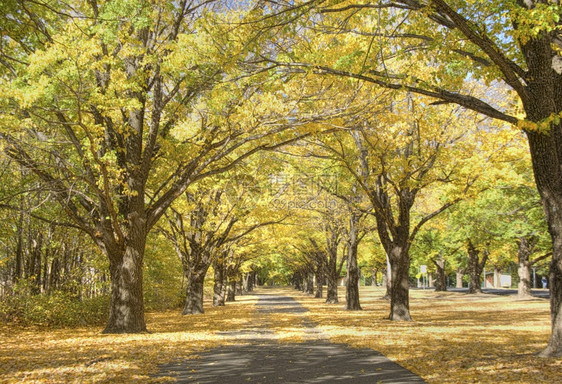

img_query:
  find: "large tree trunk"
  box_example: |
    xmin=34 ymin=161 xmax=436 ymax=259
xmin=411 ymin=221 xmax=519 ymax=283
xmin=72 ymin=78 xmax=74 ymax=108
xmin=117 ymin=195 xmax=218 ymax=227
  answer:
xmin=388 ymin=245 xmax=412 ymax=321
xmin=103 ymin=241 xmax=147 ymax=333
xmin=345 ymin=214 xmax=361 ymax=310
xmin=537 ymin=188 xmax=562 ymax=357
xmin=433 ymin=258 xmax=447 ymax=291
xmin=467 ymin=241 xmax=488 ymax=294
xmin=524 ymin=113 xmax=562 ymax=356
xmin=183 ymin=271 xmax=205 ymax=315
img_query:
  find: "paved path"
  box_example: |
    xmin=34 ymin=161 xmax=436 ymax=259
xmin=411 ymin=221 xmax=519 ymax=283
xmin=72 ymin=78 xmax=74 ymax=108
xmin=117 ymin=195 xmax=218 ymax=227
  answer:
xmin=156 ymin=294 xmax=425 ymax=383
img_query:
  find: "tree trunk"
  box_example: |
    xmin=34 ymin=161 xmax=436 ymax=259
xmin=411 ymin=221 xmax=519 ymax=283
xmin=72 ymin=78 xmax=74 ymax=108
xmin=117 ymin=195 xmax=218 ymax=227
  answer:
xmin=226 ymin=280 xmax=236 ymax=302
xmin=213 ymin=262 xmax=227 ymax=306
xmin=242 ymin=273 xmax=250 ymax=292
xmin=236 ymin=280 xmax=243 ymax=295
xmin=529 ymin=147 xmax=562 ymax=356
xmin=220 ymin=275 xmax=228 ymax=301
xmin=325 ymin=259 xmax=338 ymax=304
xmin=103 ymin=241 xmax=147 ymax=333
xmin=467 ymin=241 xmax=487 ymax=294
xmin=519 ymin=63 xmax=562 ymax=355
xmin=456 ymin=268 xmax=464 ymax=288
xmin=183 ymin=271 xmax=205 ymax=315
xmin=314 ymin=262 xmax=323 ymax=298
xmin=49 ymin=257 xmax=60 ymax=293
xmin=388 ymin=245 xmax=412 ymax=321
xmin=13 ymin=205 xmax=24 ymax=285
xmin=433 ymin=258 xmax=447 ymax=291
xmin=306 ymin=272 xmax=314 ymax=294
xmin=246 ymin=272 xmax=254 ymax=292
xmin=518 ymin=237 xmax=533 ymax=298
xmin=30 ymin=234 xmax=42 ymax=294
xmin=371 ymin=269 xmax=378 ymax=286
xmin=345 ymin=214 xmax=361 ymax=310
xmin=294 ymin=273 xmax=302 ymax=291
xmin=382 ymin=267 xmax=391 ymax=299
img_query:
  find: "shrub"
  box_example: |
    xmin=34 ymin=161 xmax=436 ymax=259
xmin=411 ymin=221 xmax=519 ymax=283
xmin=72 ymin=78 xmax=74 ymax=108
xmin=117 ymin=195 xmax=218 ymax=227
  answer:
xmin=0 ymin=292 xmax=108 ymax=327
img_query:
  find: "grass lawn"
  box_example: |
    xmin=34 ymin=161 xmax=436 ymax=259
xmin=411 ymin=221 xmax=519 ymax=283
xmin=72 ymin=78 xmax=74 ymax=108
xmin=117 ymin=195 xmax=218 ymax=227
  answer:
xmin=0 ymin=286 xmax=560 ymax=383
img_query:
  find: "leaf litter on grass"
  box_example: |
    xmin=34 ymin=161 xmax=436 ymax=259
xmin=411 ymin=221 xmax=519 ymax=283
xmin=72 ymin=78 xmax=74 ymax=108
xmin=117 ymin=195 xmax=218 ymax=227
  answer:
xmin=291 ymin=286 xmax=561 ymax=384
xmin=0 ymin=294 xmax=260 ymax=383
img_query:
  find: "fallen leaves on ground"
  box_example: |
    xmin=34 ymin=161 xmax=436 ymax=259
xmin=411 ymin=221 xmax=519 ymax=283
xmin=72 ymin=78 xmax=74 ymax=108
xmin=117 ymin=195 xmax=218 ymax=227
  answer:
xmin=0 ymin=296 xmax=259 ymax=383
xmin=290 ymin=287 xmax=561 ymax=383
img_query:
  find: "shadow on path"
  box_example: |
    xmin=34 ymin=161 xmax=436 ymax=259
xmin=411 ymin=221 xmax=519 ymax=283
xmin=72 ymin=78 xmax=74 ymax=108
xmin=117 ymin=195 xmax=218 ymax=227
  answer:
xmin=156 ymin=293 xmax=425 ymax=383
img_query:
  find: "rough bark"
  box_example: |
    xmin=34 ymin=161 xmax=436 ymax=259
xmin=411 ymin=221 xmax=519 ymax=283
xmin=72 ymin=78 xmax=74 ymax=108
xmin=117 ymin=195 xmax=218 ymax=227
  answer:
xmin=314 ymin=262 xmax=324 ymax=298
xmin=226 ymin=280 xmax=236 ymax=302
xmin=246 ymin=272 xmax=254 ymax=292
xmin=293 ymin=272 xmax=302 ymax=291
xmin=433 ymin=257 xmax=447 ymax=291
xmin=345 ymin=213 xmax=362 ymax=310
xmin=325 ymin=267 xmax=338 ymax=303
xmin=518 ymin=237 xmax=533 ymax=298
xmin=103 ymin=237 xmax=147 ymax=333
xmin=305 ymin=273 xmax=314 ymax=294
xmin=467 ymin=241 xmax=488 ymax=294
xmin=525 ymin=119 xmax=562 ymax=356
xmin=183 ymin=272 xmax=205 ymax=315
xmin=236 ymin=280 xmax=243 ymax=296
xmin=213 ymin=260 xmax=227 ymax=306
xmin=325 ymin=248 xmax=339 ymax=303
xmin=388 ymin=244 xmax=412 ymax=321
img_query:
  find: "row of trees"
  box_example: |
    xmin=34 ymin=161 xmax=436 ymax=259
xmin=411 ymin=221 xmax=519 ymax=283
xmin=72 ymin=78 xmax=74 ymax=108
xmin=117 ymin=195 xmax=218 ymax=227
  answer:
xmin=1 ymin=0 xmax=561 ymax=357
xmin=280 ymin=89 xmax=549 ymax=312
